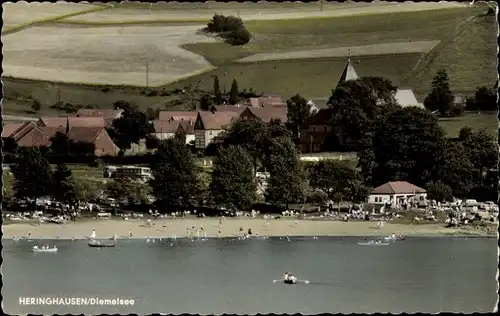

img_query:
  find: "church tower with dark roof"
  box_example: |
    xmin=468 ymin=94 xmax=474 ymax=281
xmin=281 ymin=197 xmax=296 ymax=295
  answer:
xmin=337 ymin=58 xmax=359 ymax=88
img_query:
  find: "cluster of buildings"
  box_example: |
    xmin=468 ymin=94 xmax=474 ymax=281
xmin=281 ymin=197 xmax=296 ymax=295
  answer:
xmin=2 ymin=59 xmax=430 ymax=156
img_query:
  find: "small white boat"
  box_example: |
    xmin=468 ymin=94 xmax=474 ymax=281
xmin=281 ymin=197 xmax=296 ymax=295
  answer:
xmin=33 ymin=246 xmax=58 ymax=252
xmin=358 ymin=241 xmax=390 ymax=246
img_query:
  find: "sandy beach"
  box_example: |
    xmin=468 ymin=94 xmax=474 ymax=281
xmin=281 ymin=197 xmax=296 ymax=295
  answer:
xmin=2 ymin=217 xmax=496 ymax=240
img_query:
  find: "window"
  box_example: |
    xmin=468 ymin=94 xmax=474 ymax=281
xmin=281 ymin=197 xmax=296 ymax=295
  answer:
xmin=209 ymin=131 xmax=212 ymax=136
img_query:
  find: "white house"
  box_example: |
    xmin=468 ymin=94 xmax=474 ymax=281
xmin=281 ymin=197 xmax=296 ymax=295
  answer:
xmin=368 ymin=181 xmax=427 ymax=208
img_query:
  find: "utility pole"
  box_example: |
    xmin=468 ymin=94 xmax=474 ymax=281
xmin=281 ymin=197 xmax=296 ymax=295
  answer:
xmin=320 ymin=0 xmax=323 ymax=12
xmin=146 ymin=61 xmax=149 ymax=88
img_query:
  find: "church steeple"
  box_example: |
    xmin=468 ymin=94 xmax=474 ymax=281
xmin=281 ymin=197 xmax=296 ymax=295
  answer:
xmin=337 ymin=55 xmax=359 ymax=88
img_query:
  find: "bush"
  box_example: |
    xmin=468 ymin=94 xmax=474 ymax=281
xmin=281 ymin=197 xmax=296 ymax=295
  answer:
xmin=205 ymin=14 xmax=251 ymax=46
xmin=447 ymin=104 xmax=465 ymax=117
xmin=224 ymin=27 xmax=252 ymax=46
xmin=31 ymin=99 xmax=42 ymax=112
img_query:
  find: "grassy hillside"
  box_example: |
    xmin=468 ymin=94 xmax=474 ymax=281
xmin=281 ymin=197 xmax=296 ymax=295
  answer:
xmin=161 ymin=54 xmax=421 ymax=100
xmin=179 ymin=7 xmax=494 ymax=100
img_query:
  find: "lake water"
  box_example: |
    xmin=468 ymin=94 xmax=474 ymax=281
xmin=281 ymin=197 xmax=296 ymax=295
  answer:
xmin=2 ymin=237 xmax=498 ymax=314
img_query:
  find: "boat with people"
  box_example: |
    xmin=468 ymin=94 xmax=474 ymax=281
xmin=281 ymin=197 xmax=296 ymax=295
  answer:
xmin=33 ymin=245 xmax=58 ymax=252
xmin=358 ymin=240 xmax=390 ymax=246
xmin=283 ymin=272 xmax=298 ymax=284
xmin=88 ymin=240 xmax=116 ymax=248
xmin=383 ymin=233 xmax=405 ymax=241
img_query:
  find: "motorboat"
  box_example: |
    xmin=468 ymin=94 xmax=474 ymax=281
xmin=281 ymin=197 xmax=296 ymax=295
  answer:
xmin=383 ymin=234 xmax=405 ymax=241
xmin=358 ymin=240 xmax=390 ymax=246
xmin=88 ymin=240 xmax=116 ymax=248
xmin=33 ymin=245 xmax=58 ymax=252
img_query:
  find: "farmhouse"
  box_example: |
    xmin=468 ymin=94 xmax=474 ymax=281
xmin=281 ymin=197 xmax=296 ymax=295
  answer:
xmin=194 ymin=111 xmax=240 ymax=149
xmin=37 ymin=116 xmax=106 ymax=129
xmin=4 ymin=118 xmax=119 ymax=156
xmin=152 ymin=120 xmax=195 ymax=144
xmin=158 ymin=111 xmax=197 ymax=122
xmin=368 ymin=181 xmax=427 ymax=208
xmin=240 ymin=106 xmax=288 ymax=123
xmin=307 ymin=99 xmax=329 ymax=115
xmin=75 ymin=108 xmax=123 ymax=128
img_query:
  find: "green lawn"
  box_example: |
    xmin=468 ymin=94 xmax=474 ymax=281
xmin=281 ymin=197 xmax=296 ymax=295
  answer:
xmin=162 ymin=54 xmax=422 ymax=100
xmin=438 ymin=111 xmax=497 ymax=138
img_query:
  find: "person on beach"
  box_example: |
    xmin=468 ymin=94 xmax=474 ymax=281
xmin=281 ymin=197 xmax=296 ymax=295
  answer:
xmin=129 ymin=230 xmax=132 ymax=238
xmin=91 ymin=229 xmax=96 ymax=239
xmin=248 ymin=228 xmax=252 ymax=235
xmin=28 ymin=231 xmax=32 ymax=239
xmin=219 ymin=218 xmax=222 ymax=225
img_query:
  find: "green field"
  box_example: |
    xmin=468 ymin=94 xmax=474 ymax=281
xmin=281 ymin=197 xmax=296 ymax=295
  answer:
xmin=2 ymin=4 xmax=496 ymax=129
xmin=176 ymin=7 xmax=496 ymax=100
xmin=438 ymin=111 xmax=497 ymax=138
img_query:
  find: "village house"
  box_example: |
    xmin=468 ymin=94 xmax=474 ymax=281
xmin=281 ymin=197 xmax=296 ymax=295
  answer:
xmin=158 ymin=111 xmax=198 ymax=122
xmin=307 ymin=99 xmax=329 ymax=115
xmin=194 ymin=111 xmax=240 ymax=149
xmin=4 ymin=117 xmax=119 ymax=156
xmin=75 ymin=108 xmax=123 ymax=128
xmin=240 ymin=106 xmax=288 ymax=123
xmin=152 ymin=119 xmax=195 ymax=144
xmin=368 ymin=181 xmax=427 ymax=208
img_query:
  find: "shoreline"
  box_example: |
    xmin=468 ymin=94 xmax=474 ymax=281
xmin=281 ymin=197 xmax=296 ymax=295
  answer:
xmin=2 ymin=218 xmax=496 ymax=240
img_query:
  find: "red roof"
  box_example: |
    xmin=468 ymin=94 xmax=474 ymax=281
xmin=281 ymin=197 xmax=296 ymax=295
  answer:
xmin=247 ymin=106 xmax=288 ymax=123
xmin=196 ymin=111 xmax=240 ymax=130
xmin=153 ymin=120 xmax=180 ymax=134
xmin=2 ymin=123 xmax=25 ymax=138
xmin=38 ymin=116 xmax=105 ymax=128
xmin=66 ymin=127 xmax=104 ymax=143
xmin=75 ymin=109 xmax=123 ymax=118
xmin=372 ymin=181 xmax=426 ymax=195
xmin=158 ymin=111 xmax=197 ymax=122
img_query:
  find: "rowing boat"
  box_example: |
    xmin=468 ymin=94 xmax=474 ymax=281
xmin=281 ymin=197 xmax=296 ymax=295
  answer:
xmin=33 ymin=246 xmax=58 ymax=252
xmin=88 ymin=240 xmax=116 ymax=248
xmin=358 ymin=241 xmax=390 ymax=246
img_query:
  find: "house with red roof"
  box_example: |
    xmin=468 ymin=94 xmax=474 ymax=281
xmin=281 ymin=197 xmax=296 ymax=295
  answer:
xmin=368 ymin=181 xmax=427 ymax=208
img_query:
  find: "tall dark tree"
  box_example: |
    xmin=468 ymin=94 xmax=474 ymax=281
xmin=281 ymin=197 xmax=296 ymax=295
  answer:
xmin=358 ymin=107 xmax=446 ymax=187
xmin=460 ymin=128 xmax=498 ymax=183
xmin=11 ymin=148 xmax=53 ymax=208
xmin=213 ymin=76 xmax=223 ymax=104
xmin=150 ymin=138 xmax=199 ymax=210
xmin=109 ymin=102 xmax=154 ymax=150
xmin=50 ymin=131 xmax=71 ymax=157
xmin=265 ymin=136 xmax=306 ymax=207
xmin=106 ymin=178 xmax=151 ymax=205
xmin=310 ymin=160 xmax=369 ymax=204
xmin=229 ymin=79 xmax=240 ymax=105
xmin=425 ymin=181 xmax=454 ymax=202
xmin=210 ymin=146 xmax=256 ymax=211
xmin=326 ymin=76 xmax=399 ymax=151
xmin=52 ymin=163 xmax=78 ymax=206
xmin=436 ymin=140 xmax=475 ymax=197
xmin=286 ymin=94 xmax=311 ymax=143
xmin=474 ymin=86 xmax=497 ymax=111
xmin=424 ymin=69 xmax=454 ymax=117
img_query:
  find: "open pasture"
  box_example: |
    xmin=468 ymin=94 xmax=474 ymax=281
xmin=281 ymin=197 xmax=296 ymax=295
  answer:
xmin=162 ymin=54 xmax=422 ymax=100
xmin=438 ymin=111 xmax=498 ymax=138
xmin=2 ymin=24 xmax=217 ymax=87
xmin=63 ymin=1 xmax=465 ymax=23
xmin=236 ymin=41 xmax=440 ymax=63
xmin=2 ymin=2 xmax=105 ymax=32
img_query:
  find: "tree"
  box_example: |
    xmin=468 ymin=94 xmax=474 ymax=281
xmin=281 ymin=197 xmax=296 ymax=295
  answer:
xmin=229 ymin=79 xmax=239 ymax=104
xmin=52 ymin=163 xmax=78 ymax=206
xmin=150 ymin=138 xmax=199 ymax=210
xmin=31 ymin=99 xmax=41 ymax=112
xmin=210 ymin=146 xmax=256 ymax=211
xmin=434 ymin=140 xmax=475 ymax=197
xmin=50 ymin=131 xmax=71 ymax=157
xmin=358 ymin=107 xmax=446 ymax=188
xmin=213 ymin=76 xmax=223 ymax=104
xmin=425 ymin=181 xmax=454 ymax=202
xmin=265 ymin=136 xmax=307 ymax=207
xmin=225 ymin=27 xmax=252 ymax=45
xmin=286 ymin=94 xmax=311 ymax=143
xmin=326 ymin=77 xmax=399 ymax=151
xmin=460 ymin=129 xmax=497 ymax=182
xmin=145 ymin=134 xmax=160 ymax=150
xmin=174 ymin=127 xmax=186 ymax=144
xmin=424 ymin=69 xmax=454 ymax=117
xmin=109 ymin=102 xmax=154 ymax=150
xmin=106 ymin=178 xmax=150 ymax=205
xmin=310 ymin=160 xmax=369 ymax=205
xmin=11 ymin=148 xmax=53 ymax=207
xmin=474 ymin=86 xmax=497 ymax=111
xmin=145 ymin=107 xmax=159 ymax=121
